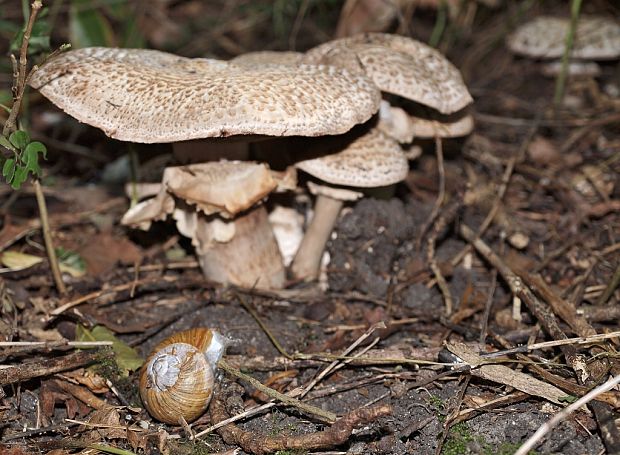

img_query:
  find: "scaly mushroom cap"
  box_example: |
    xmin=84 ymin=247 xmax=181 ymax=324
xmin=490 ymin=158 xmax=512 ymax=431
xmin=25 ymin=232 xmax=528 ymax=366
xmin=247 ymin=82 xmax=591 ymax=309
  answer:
xmin=303 ymin=33 xmax=473 ymax=114
xmin=295 ymin=128 xmax=408 ymax=187
xmin=230 ymin=50 xmax=304 ymax=67
xmin=507 ymin=16 xmax=620 ymax=60
xmin=29 ymin=47 xmax=382 ymax=143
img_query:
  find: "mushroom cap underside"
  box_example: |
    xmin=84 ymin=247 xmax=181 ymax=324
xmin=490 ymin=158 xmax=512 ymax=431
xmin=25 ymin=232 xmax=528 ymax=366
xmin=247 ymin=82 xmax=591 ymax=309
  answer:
xmin=29 ymin=47 xmax=382 ymax=143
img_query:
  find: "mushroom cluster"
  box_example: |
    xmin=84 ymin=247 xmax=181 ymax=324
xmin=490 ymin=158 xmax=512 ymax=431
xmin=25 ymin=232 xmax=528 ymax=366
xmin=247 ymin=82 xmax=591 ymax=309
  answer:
xmin=29 ymin=34 xmax=473 ymax=288
xmin=289 ymin=33 xmax=474 ymax=280
xmin=29 ymin=47 xmax=381 ymax=288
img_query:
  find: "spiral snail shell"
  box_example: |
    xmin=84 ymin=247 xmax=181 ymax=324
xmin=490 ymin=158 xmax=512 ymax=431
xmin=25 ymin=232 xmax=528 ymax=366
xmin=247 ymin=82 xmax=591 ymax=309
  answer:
xmin=139 ymin=327 xmax=226 ymax=424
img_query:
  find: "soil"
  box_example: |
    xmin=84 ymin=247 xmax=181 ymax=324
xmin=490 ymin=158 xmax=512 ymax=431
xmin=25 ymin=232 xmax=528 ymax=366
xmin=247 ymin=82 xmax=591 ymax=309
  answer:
xmin=0 ymin=1 xmax=619 ymax=455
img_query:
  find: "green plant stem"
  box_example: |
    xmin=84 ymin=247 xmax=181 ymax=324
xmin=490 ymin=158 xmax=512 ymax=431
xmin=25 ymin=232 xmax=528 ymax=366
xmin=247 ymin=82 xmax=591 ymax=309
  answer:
xmin=217 ymin=358 xmax=337 ymax=423
xmin=34 ymin=179 xmax=67 ymax=295
xmin=554 ymin=0 xmax=582 ymax=106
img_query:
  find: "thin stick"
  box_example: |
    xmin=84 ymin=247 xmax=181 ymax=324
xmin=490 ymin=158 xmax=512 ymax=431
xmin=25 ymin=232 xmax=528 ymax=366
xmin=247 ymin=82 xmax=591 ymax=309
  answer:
xmin=0 ymin=340 xmax=112 ymax=347
xmin=417 ymin=136 xmax=446 ymax=248
xmin=217 ymin=359 xmax=337 ymax=423
xmin=452 ymin=112 xmax=541 ymax=267
xmin=299 ymin=322 xmax=386 ymax=398
xmin=515 ymin=374 xmax=620 ymax=455
xmin=34 ymin=179 xmax=67 ymax=295
xmin=553 ymin=0 xmax=582 ymax=106
xmin=479 ymin=331 xmax=620 ymax=359
xmin=2 ymin=1 xmax=42 ymax=136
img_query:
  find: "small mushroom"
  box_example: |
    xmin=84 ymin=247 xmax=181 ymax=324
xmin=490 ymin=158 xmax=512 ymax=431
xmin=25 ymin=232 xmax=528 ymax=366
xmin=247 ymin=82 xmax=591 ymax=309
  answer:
xmin=122 ymin=161 xmax=295 ymax=288
xmin=507 ymin=16 xmax=620 ymax=77
xmin=30 ymin=47 xmax=382 ymax=288
xmin=291 ymin=128 xmax=408 ymax=281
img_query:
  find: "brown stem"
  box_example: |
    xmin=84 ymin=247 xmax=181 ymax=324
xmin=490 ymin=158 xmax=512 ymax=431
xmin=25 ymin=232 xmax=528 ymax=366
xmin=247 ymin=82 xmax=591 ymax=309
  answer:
xmin=3 ymin=0 xmax=42 ymax=136
xmin=34 ymin=179 xmax=67 ymax=295
xmin=217 ymin=359 xmax=337 ymax=423
xmin=291 ymin=194 xmax=343 ymax=281
xmin=0 ymin=349 xmax=110 ymax=386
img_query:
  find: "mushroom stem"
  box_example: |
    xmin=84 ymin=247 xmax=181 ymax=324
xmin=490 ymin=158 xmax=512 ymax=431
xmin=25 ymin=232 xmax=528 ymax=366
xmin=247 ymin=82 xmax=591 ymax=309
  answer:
xmin=195 ymin=205 xmax=286 ymax=289
xmin=291 ymin=195 xmax=344 ymax=281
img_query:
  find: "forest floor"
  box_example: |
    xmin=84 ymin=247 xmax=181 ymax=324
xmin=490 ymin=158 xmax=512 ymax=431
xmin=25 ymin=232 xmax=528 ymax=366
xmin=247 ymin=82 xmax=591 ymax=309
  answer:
xmin=0 ymin=1 xmax=619 ymax=454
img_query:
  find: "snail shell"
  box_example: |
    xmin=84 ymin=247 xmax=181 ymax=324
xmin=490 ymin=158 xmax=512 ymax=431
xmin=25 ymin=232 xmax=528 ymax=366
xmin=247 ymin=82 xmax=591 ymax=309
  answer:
xmin=139 ymin=327 xmax=226 ymax=424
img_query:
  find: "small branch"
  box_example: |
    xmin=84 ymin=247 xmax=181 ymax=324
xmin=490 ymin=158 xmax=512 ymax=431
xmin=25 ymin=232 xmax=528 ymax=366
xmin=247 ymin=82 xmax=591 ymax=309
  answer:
xmin=0 ymin=349 xmax=111 ymax=386
xmin=217 ymin=359 xmax=337 ymax=423
xmin=553 ymin=0 xmax=582 ymax=106
xmin=34 ymin=179 xmax=67 ymax=295
xmin=210 ymin=382 xmax=391 ymax=455
xmin=3 ymin=0 xmax=42 ymax=136
xmin=515 ymin=374 xmax=620 ymax=455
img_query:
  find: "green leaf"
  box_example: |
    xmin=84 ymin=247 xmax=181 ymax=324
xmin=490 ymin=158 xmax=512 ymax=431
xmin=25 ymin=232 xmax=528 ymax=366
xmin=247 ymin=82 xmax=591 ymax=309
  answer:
xmin=0 ymin=135 xmax=16 ymax=152
xmin=23 ymin=141 xmax=47 ymax=177
xmin=76 ymin=325 xmax=143 ymax=376
xmin=55 ymin=246 xmax=86 ymax=277
xmin=11 ymin=166 xmax=28 ymax=189
xmin=70 ymin=1 xmax=115 ymax=48
xmin=2 ymin=159 xmax=16 ymax=182
xmin=9 ymin=130 xmax=30 ymax=150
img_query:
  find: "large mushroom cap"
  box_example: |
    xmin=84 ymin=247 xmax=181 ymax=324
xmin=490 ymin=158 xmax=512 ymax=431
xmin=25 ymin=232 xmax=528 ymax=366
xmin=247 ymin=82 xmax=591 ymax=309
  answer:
xmin=507 ymin=16 xmax=620 ymax=60
xmin=29 ymin=47 xmax=382 ymax=143
xmin=295 ymin=128 xmax=408 ymax=187
xmin=303 ymin=33 xmax=473 ymax=114
xmin=230 ymin=50 xmax=304 ymax=68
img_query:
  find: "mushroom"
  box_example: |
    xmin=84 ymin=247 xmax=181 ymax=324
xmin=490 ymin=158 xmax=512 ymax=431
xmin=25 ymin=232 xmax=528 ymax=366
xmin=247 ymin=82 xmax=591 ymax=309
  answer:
xmin=122 ymin=161 xmax=295 ymax=288
xmin=290 ymin=127 xmax=408 ymax=281
xmin=507 ymin=16 xmax=620 ymax=77
xmin=29 ymin=47 xmax=382 ymax=288
xmin=230 ymin=51 xmax=304 ymax=68
xmin=303 ymin=33 xmax=473 ymax=115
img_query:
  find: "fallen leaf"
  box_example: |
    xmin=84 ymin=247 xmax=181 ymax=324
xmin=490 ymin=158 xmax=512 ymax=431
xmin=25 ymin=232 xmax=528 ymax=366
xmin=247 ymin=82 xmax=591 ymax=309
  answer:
xmin=76 ymin=325 xmax=143 ymax=376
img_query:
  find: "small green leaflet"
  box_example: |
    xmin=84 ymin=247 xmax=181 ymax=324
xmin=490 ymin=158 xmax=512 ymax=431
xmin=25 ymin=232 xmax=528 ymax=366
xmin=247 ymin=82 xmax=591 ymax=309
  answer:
xmin=76 ymin=325 xmax=143 ymax=376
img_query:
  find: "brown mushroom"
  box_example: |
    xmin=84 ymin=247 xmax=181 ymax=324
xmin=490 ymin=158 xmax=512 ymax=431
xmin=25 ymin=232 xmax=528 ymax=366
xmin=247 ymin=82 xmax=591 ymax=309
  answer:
xmin=29 ymin=47 xmax=382 ymax=288
xmin=290 ymin=128 xmax=408 ymax=281
xmin=303 ymin=33 xmax=473 ymax=115
xmin=122 ymin=161 xmax=295 ymax=288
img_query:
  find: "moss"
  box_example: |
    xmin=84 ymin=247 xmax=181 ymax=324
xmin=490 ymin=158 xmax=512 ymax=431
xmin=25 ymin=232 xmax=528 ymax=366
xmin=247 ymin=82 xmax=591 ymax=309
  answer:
xmin=441 ymin=422 xmax=475 ymax=455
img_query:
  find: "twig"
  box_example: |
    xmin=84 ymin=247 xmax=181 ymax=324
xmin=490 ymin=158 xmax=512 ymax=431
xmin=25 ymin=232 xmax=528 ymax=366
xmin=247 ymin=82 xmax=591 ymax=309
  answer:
xmin=553 ymin=0 xmax=582 ymax=106
xmin=426 ymin=199 xmax=460 ymax=315
xmin=417 ymin=136 xmax=446 ymax=248
xmin=515 ymin=374 xmax=620 ymax=455
xmin=217 ymin=359 xmax=337 ymax=423
xmin=299 ymin=321 xmax=386 ymax=398
xmin=235 ymin=292 xmax=294 ymax=360
xmin=0 ymin=349 xmax=111 ymax=386
xmin=452 ymin=110 xmax=541 ymax=267
xmin=595 ymin=261 xmax=620 ymax=305
xmin=34 ymin=179 xmax=67 ymax=295
xmin=210 ymin=381 xmax=391 ymax=455
xmin=2 ymin=1 xmax=42 ymax=136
